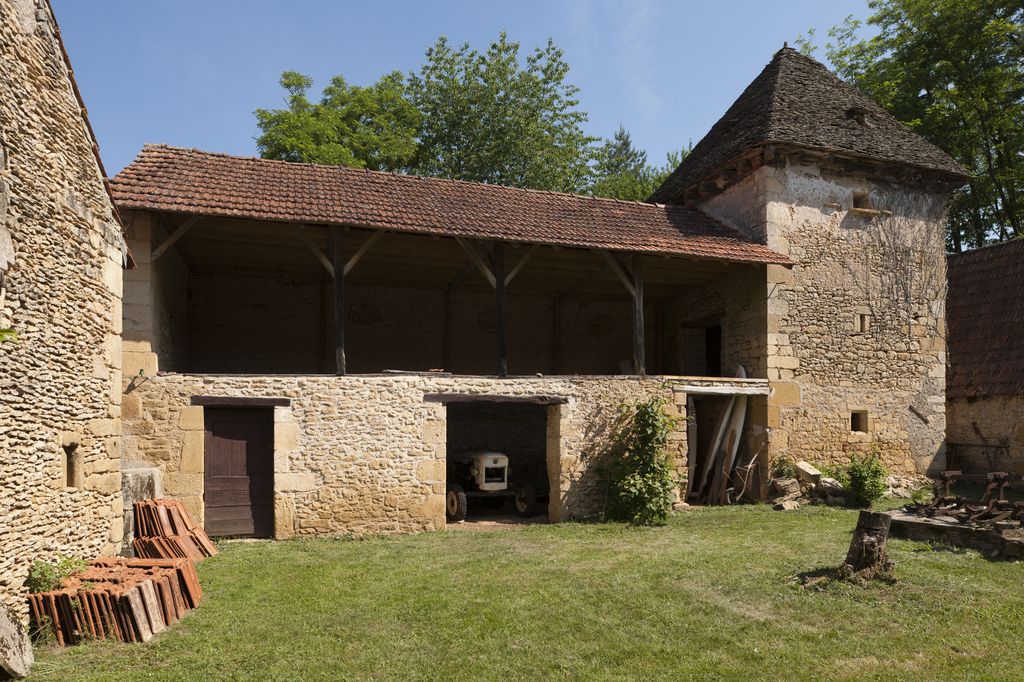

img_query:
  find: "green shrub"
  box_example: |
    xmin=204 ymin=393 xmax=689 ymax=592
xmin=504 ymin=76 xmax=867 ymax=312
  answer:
xmin=606 ymin=398 xmax=677 ymax=526
xmin=770 ymin=454 xmax=798 ymax=480
xmin=847 ymin=452 xmax=888 ymax=508
xmin=25 ymin=555 xmax=86 ymax=593
xmin=820 ymin=463 xmax=851 ymax=489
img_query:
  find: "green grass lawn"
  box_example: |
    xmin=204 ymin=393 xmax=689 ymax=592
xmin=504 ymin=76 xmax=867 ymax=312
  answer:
xmin=29 ymin=504 xmax=1024 ymax=681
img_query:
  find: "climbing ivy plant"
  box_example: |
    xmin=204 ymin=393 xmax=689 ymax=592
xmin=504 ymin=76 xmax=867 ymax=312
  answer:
xmin=605 ymin=397 xmax=677 ymax=526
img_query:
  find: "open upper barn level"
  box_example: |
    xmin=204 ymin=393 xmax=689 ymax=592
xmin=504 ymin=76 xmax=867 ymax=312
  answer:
xmin=111 ymin=144 xmax=790 ymax=378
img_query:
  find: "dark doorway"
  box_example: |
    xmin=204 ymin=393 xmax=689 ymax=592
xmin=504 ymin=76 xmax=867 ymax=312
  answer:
xmin=445 ymin=402 xmax=551 ymax=521
xmin=203 ymin=407 xmax=274 ymax=537
xmin=705 ymin=325 xmax=722 ymax=377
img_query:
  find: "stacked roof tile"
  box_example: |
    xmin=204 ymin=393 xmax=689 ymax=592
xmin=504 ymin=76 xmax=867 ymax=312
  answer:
xmin=947 ymin=240 xmax=1024 ymax=399
xmin=110 ymin=145 xmax=792 ymax=266
xmin=650 ymin=47 xmax=969 ymax=204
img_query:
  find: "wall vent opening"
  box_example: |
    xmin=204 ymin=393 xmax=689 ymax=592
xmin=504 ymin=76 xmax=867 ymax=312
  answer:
xmin=856 ymin=313 xmax=870 ymax=333
xmin=846 ymin=106 xmax=871 ymax=126
xmin=850 ymin=410 xmax=869 ymax=433
xmin=63 ymin=443 xmax=82 ymax=489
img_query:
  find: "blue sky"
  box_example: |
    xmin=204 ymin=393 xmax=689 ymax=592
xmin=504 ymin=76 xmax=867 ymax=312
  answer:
xmin=52 ymin=0 xmax=871 ymax=175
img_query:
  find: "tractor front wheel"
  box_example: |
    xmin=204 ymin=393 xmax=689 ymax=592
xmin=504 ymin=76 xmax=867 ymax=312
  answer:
xmin=446 ymin=484 xmax=468 ymax=523
xmin=514 ymin=483 xmax=538 ymax=518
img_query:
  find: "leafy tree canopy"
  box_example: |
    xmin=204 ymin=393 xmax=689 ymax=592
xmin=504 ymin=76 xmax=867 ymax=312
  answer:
xmin=255 ymin=70 xmax=420 ymax=171
xmin=408 ymin=32 xmax=595 ymax=192
xmin=801 ymin=0 xmax=1024 ymax=251
xmin=254 ymin=34 xmax=687 ymax=200
xmin=590 ymin=126 xmax=689 ymax=201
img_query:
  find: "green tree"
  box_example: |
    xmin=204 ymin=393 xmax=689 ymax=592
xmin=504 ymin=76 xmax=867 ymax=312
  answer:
xmin=590 ymin=127 xmax=690 ymax=201
xmin=408 ymin=32 xmax=595 ymax=192
xmin=255 ymin=70 xmax=420 ymax=171
xmin=815 ymin=1 xmax=1024 ymax=251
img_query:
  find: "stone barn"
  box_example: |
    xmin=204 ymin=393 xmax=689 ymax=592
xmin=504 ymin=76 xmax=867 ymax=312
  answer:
xmin=108 ymin=47 xmax=967 ymax=539
xmin=0 ymin=0 xmax=128 ymax=617
xmin=946 ymin=239 xmax=1024 ymax=474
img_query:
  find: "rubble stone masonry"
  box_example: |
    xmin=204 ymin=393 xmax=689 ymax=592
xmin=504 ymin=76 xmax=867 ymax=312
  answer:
xmin=701 ymin=159 xmax=948 ymax=475
xmin=120 ymin=374 xmax=716 ymax=537
xmin=0 ymin=0 xmax=125 ymax=618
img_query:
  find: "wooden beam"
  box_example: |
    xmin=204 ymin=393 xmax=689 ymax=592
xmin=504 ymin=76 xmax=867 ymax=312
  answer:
xmin=190 ymin=396 xmax=291 ymax=407
xmin=455 ymin=237 xmax=496 ymax=288
xmin=154 ymin=214 xmax=197 ymax=272
xmin=443 ymin=289 xmax=452 ymax=371
xmin=494 ymin=242 xmax=508 ymax=377
xmin=343 ymin=230 xmax=384 ymax=277
xmin=669 ymin=383 xmax=770 ymax=396
xmin=424 ymin=393 xmax=568 ymax=405
xmin=292 ymin=224 xmax=335 ymax=278
xmin=504 ymin=244 xmax=537 ymax=286
xmin=597 ymin=250 xmax=635 ymax=297
xmin=552 ymin=296 xmax=562 ymax=374
xmin=633 ymin=255 xmax=645 ymax=376
xmin=152 ymin=216 xmax=199 ymax=261
xmin=330 ymin=229 xmax=346 ymax=375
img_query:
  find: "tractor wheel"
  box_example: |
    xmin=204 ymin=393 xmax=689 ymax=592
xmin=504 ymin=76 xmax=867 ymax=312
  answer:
xmin=514 ymin=483 xmax=538 ymax=518
xmin=446 ymin=484 xmax=468 ymax=523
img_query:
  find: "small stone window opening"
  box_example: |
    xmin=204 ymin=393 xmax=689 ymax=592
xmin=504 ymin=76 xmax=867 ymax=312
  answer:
xmin=856 ymin=313 xmax=870 ymax=333
xmin=63 ymin=443 xmax=83 ymax=489
xmin=850 ymin=411 xmax=869 ymax=434
xmin=852 ymin=192 xmax=873 ymax=210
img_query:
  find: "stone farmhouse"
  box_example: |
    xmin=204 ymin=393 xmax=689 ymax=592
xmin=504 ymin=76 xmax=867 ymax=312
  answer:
xmin=1 ymin=0 xmax=128 ymax=616
xmin=107 ymin=47 xmax=967 ymax=539
xmin=1 ymin=0 xmax=972 ymax=615
xmin=946 ymin=239 xmax=1024 ymax=474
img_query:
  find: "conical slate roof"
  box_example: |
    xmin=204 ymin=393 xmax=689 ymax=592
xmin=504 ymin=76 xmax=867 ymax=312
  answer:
xmin=650 ymin=47 xmax=969 ymax=204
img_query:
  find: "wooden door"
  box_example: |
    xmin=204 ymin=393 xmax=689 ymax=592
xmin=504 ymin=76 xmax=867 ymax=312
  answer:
xmin=203 ymin=408 xmax=274 ymax=537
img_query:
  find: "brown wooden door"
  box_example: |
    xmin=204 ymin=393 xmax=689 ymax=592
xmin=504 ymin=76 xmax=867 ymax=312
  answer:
xmin=203 ymin=408 xmax=274 ymax=537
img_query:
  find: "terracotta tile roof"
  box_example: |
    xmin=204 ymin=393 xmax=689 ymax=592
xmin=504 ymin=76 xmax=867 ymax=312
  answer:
xmin=110 ymin=145 xmax=792 ymax=266
xmin=947 ymin=239 xmax=1024 ymax=399
xmin=650 ymin=47 xmax=970 ymax=204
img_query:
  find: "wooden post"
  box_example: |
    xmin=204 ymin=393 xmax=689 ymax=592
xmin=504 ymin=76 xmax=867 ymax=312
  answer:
xmin=331 ymin=228 xmax=346 ymax=375
xmin=443 ymin=289 xmax=452 ymax=372
xmin=552 ymin=296 xmax=562 ymax=375
xmin=632 ymin=256 xmax=645 ymax=376
xmin=494 ymin=242 xmax=508 ymax=377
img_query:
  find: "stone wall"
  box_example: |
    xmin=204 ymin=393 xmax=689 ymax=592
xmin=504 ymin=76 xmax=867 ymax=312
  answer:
xmin=701 ymin=159 xmax=948 ymax=475
xmin=0 ymin=0 xmax=125 ymax=618
xmin=947 ymin=396 xmax=1024 ymax=474
xmin=120 ymin=373 xmax=710 ymax=537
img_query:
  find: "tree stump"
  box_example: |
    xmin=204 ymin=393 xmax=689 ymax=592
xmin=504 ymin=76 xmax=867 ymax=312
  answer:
xmin=839 ymin=510 xmax=894 ymax=582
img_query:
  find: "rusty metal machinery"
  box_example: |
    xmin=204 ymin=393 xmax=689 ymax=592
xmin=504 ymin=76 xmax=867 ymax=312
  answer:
xmin=907 ymin=471 xmax=1024 ymax=529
